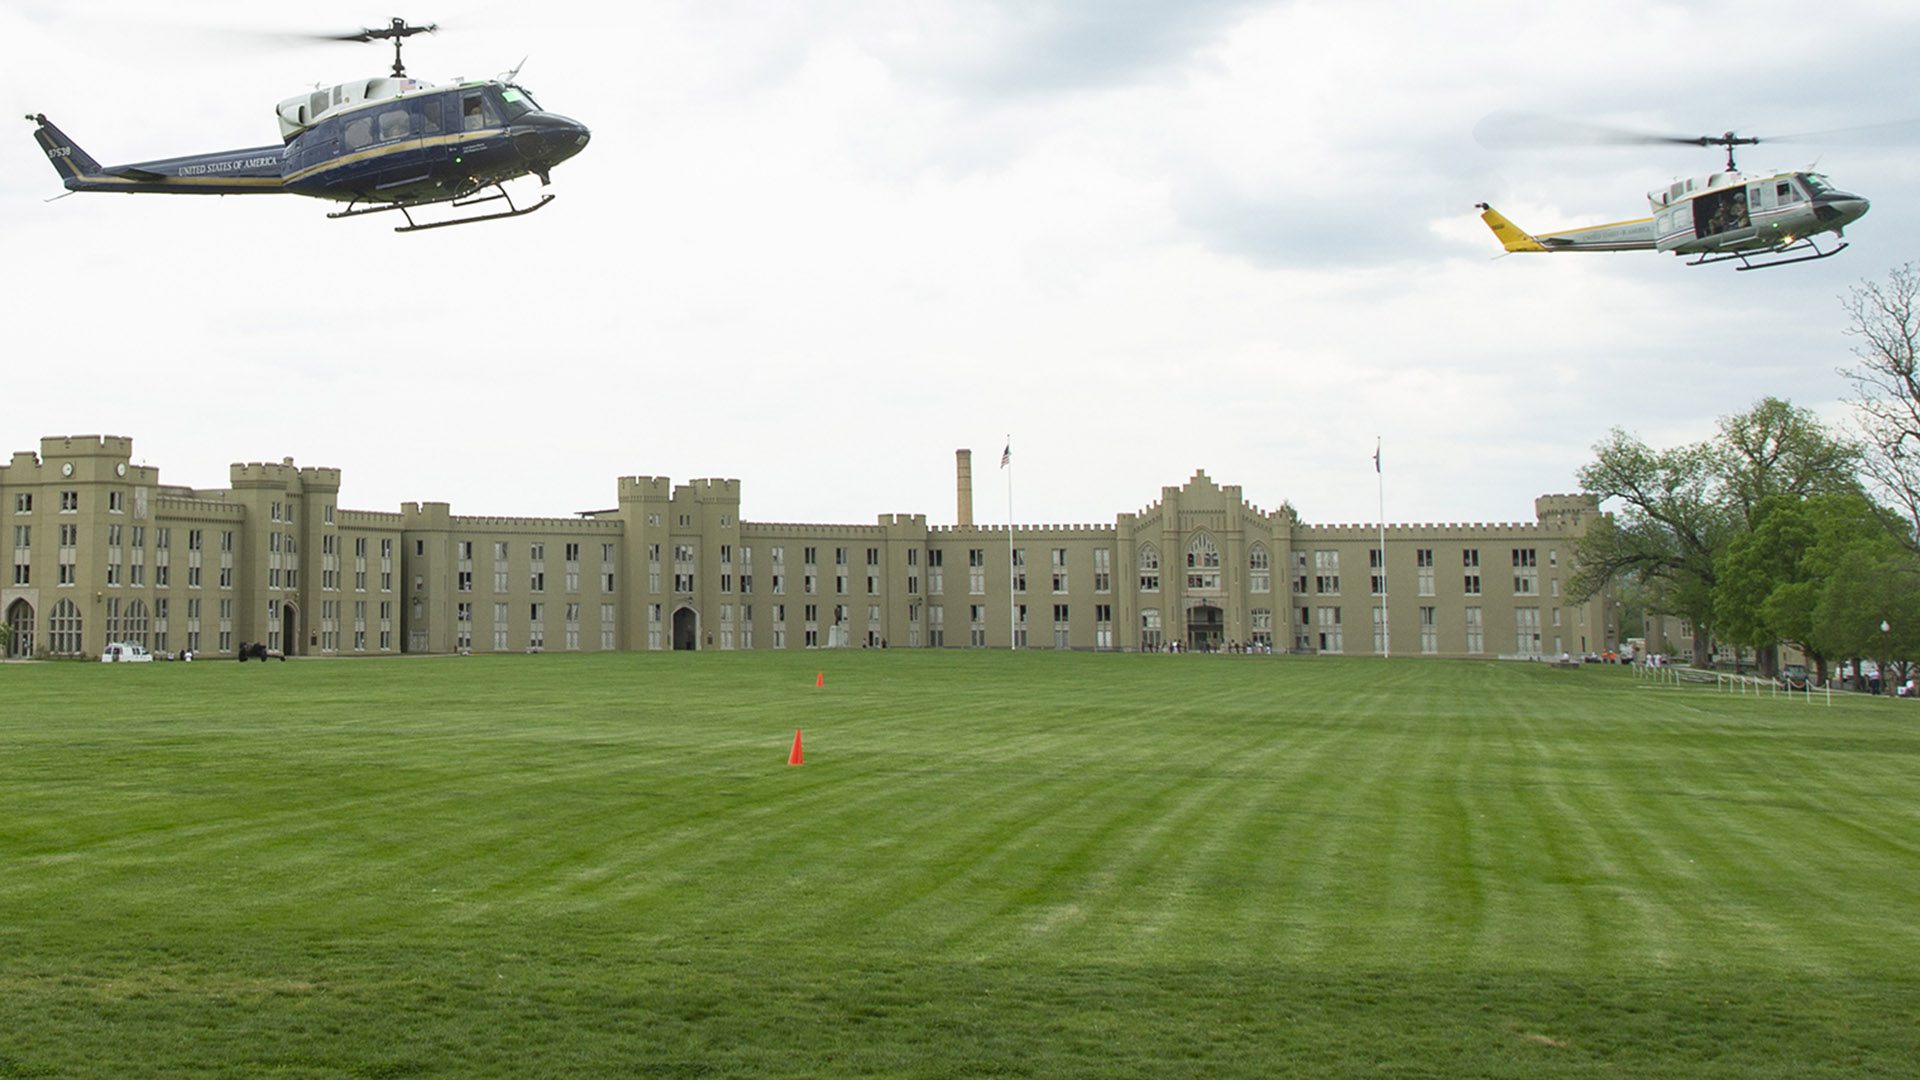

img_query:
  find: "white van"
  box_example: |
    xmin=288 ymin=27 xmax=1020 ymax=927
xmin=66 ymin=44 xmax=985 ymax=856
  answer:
xmin=100 ymin=642 xmax=154 ymax=663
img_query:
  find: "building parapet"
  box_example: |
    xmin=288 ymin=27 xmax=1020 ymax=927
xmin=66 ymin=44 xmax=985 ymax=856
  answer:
xmin=744 ymin=521 xmax=891 ymax=536
xmin=153 ymin=495 xmax=246 ymax=520
xmin=926 ymin=523 xmax=1119 ymax=537
xmin=43 ymin=434 xmax=133 ymax=456
xmin=1296 ymin=522 xmax=1551 ymax=539
xmin=443 ymin=515 xmax=626 ymax=532
xmin=337 ymin=509 xmax=404 ymax=528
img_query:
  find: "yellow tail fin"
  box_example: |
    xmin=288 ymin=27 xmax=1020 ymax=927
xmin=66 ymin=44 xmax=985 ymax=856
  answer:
xmin=1476 ymin=203 xmax=1546 ymax=253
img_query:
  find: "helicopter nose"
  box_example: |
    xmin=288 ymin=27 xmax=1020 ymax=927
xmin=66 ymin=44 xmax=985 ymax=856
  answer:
xmin=1812 ymin=190 xmax=1869 ymax=227
xmin=513 ymin=112 xmax=591 ymax=169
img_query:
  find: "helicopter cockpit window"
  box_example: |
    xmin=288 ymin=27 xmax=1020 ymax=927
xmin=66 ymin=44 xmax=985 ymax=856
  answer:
xmin=1802 ymin=175 xmax=1833 ymax=196
xmin=343 ymin=115 xmax=374 ymax=151
xmin=378 ymin=108 xmax=412 ymax=143
xmin=461 ymin=93 xmax=501 ymax=132
xmin=497 ymin=86 xmax=538 ymax=122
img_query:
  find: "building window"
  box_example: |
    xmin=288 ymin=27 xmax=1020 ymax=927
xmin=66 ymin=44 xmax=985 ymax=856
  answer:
xmin=1093 ymin=548 xmax=1112 ymax=593
xmin=968 ymin=548 xmax=987 ymax=595
xmin=1250 ymin=608 xmax=1273 ymax=649
xmin=1249 ymin=544 xmax=1270 ymax=593
xmin=48 ymin=599 xmax=83 ymax=656
xmin=1369 ymin=548 xmax=1386 ymax=596
xmin=1316 ymin=606 xmax=1343 ymax=654
xmin=1465 ymin=606 xmax=1484 ymax=655
xmin=1419 ymin=606 xmax=1437 ymax=654
xmin=1053 ymin=603 xmax=1070 ymax=649
xmin=1516 ymin=606 xmax=1542 ymax=656
xmin=1314 ymin=550 xmax=1340 ymax=595
xmin=1137 ymin=544 xmax=1160 ymax=592
xmin=1416 ymin=548 xmax=1435 ymax=597
xmin=1512 ymin=548 xmax=1538 ymax=594
xmin=1141 ymin=608 xmax=1163 ymax=651
xmin=1186 ymin=534 xmax=1220 ymax=590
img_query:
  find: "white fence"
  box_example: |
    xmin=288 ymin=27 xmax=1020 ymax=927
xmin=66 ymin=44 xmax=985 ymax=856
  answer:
xmin=1632 ymin=662 xmax=1831 ymax=704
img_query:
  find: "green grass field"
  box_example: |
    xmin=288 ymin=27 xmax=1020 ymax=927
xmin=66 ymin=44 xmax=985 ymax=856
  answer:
xmin=2 ymin=651 xmax=1917 ymax=1078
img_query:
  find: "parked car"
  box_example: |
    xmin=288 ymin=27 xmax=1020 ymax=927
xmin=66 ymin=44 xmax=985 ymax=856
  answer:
xmin=1777 ymin=663 xmax=1810 ymax=690
xmin=100 ymin=642 xmax=153 ymax=663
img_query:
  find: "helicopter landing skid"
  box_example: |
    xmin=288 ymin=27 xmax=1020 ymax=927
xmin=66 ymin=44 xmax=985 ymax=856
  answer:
xmin=325 ymin=184 xmax=555 ymax=233
xmin=1688 ymin=237 xmax=1848 ymax=271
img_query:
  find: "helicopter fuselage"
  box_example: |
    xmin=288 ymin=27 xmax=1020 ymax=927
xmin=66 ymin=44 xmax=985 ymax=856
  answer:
xmin=29 ymin=79 xmax=588 ymax=219
xmin=1648 ymin=170 xmax=1869 ymax=254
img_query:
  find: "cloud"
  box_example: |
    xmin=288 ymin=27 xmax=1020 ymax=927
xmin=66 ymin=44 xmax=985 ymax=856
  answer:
xmin=1 ymin=0 xmax=1913 ymax=531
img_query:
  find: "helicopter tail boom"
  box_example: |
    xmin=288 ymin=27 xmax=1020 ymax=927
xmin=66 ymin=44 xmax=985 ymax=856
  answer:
xmin=1475 ymin=203 xmax=1657 ymax=253
xmin=27 ymin=114 xmax=287 ymax=195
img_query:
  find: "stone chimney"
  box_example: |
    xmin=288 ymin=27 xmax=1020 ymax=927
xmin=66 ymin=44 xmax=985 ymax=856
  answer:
xmin=955 ymin=449 xmax=974 ymax=527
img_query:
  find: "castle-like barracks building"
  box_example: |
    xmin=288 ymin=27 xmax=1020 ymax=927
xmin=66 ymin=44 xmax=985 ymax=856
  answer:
xmin=1 ymin=436 xmax=1617 ymax=660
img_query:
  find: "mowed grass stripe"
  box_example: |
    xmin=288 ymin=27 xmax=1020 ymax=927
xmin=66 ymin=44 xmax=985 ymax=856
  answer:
xmin=3 ymin=652 xmax=1918 ymax=1078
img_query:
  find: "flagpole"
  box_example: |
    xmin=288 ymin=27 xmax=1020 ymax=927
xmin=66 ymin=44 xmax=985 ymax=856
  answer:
xmin=1376 ymin=436 xmax=1389 ymax=659
xmin=1004 ymin=437 xmax=1016 ymax=651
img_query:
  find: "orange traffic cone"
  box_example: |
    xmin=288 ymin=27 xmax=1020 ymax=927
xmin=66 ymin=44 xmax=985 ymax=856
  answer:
xmin=788 ymin=728 xmax=805 ymax=766
xmin=815 ymin=670 xmax=825 ymax=688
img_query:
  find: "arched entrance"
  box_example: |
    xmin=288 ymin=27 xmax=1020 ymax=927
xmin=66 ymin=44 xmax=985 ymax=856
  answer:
xmin=672 ymin=606 xmax=698 ymax=651
xmin=4 ymin=598 xmax=33 ymax=658
xmin=1186 ymin=604 xmax=1224 ymax=652
xmin=282 ymin=602 xmax=300 ymax=657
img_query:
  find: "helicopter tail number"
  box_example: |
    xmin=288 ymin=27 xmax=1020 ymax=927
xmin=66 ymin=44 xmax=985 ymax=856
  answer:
xmin=27 ymin=114 xmax=105 ymax=184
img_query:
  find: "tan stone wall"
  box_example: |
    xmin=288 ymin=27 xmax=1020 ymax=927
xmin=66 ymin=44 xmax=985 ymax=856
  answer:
xmin=1 ymin=436 xmax=1616 ymax=660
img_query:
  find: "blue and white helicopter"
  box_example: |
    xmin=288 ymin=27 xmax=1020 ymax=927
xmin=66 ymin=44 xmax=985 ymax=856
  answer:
xmin=27 ymin=18 xmax=590 ymax=232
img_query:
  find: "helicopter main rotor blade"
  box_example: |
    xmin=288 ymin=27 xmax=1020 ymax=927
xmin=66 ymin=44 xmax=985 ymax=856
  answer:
xmin=1473 ymin=112 xmax=1730 ymax=150
xmin=1478 ymin=111 xmax=1920 ymax=153
xmin=298 ymin=19 xmax=441 ymax=44
xmin=1761 ymin=117 xmax=1920 ymax=145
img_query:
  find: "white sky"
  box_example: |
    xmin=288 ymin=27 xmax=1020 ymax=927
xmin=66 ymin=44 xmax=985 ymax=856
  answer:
xmin=5 ymin=0 xmax=1917 ymax=528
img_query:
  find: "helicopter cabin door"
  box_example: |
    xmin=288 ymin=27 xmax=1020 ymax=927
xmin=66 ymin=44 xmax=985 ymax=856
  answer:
xmin=340 ymin=98 xmax=431 ymax=197
xmin=1691 ymin=181 xmax=1753 ymax=240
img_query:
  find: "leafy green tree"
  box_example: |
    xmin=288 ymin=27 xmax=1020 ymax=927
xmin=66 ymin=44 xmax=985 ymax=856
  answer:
xmin=1574 ymin=399 xmax=1858 ymax=666
xmin=1714 ymin=397 xmax=1863 ymax=527
xmin=1812 ymin=543 xmax=1920 ymax=691
xmin=1572 ymin=432 xmax=1731 ymax=664
xmin=1714 ymin=494 xmax=1900 ymax=684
